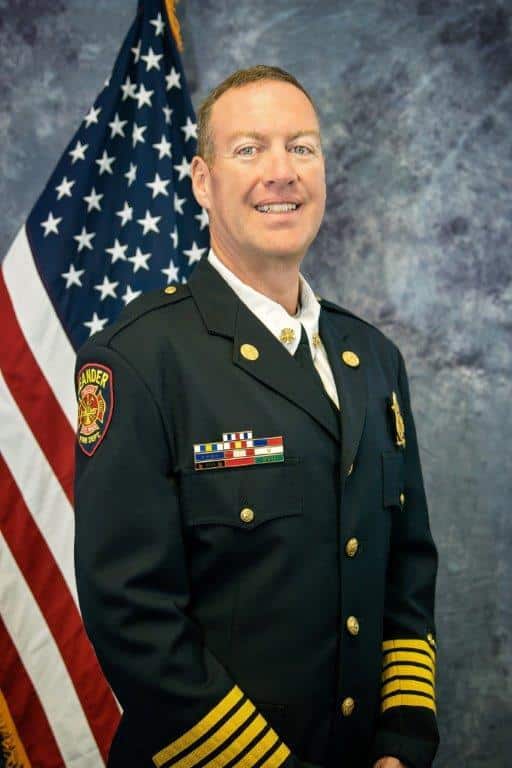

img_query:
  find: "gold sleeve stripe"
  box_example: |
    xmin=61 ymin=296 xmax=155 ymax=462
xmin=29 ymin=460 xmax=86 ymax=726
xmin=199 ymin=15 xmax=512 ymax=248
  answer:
xmin=259 ymin=743 xmax=291 ymax=768
xmin=382 ymin=650 xmax=435 ymax=671
xmin=231 ymin=729 xmax=279 ymax=768
xmin=164 ymin=700 xmax=256 ymax=768
xmin=153 ymin=685 xmax=244 ymax=767
xmin=203 ymin=713 xmax=269 ymax=768
xmin=382 ymin=639 xmax=435 ymax=663
xmin=382 ymin=664 xmax=435 ymax=685
xmin=381 ymin=678 xmax=434 ymax=698
xmin=381 ymin=693 xmax=436 ymax=714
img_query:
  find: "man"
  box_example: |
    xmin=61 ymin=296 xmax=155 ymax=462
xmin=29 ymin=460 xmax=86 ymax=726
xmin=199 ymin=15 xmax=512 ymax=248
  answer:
xmin=74 ymin=65 xmax=439 ymax=768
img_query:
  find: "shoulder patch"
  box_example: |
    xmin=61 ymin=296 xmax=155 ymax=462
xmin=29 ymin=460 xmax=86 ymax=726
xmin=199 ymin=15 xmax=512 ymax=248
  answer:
xmin=76 ymin=363 xmax=114 ymax=456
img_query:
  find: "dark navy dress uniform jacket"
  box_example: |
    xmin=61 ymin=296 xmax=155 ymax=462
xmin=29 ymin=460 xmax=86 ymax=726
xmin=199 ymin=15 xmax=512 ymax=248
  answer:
xmin=74 ymin=257 xmax=439 ymax=768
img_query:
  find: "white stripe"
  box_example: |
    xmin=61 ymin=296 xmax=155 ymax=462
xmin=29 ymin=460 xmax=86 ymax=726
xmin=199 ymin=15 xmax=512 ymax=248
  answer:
xmin=0 ymin=371 xmax=78 ymax=605
xmin=254 ymin=445 xmax=283 ymax=456
xmin=3 ymin=225 xmax=77 ymax=427
xmin=0 ymin=534 xmax=104 ymax=767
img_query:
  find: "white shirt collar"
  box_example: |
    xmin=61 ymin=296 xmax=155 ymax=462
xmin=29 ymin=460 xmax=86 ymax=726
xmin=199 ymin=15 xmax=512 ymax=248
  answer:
xmin=207 ymin=247 xmax=321 ymax=357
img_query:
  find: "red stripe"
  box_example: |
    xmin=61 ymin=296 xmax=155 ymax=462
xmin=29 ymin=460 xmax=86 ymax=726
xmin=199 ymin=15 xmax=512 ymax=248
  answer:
xmin=0 ymin=615 xmax=63 ymax=768
xmin=266 ymin=436 xmax=283 ymax=446
xmin=0 ymin=271 xmax=74 ymax=504
xmin=1 ymin=457 xmax=120 ymax=763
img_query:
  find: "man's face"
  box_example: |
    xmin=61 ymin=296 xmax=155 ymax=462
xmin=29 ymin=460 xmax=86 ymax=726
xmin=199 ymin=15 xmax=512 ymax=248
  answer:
xmin=192 ymin=80 xmax=326 ymax=267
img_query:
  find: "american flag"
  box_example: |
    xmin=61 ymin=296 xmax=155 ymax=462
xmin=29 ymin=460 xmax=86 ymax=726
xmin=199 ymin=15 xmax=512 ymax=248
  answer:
xmin=0 ymin=0 xmax=209 ymax=764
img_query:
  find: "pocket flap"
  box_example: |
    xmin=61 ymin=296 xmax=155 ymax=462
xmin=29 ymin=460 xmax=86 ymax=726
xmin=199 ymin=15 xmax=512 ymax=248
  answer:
xmin=180 ymin=459 xmax=303 ymax=528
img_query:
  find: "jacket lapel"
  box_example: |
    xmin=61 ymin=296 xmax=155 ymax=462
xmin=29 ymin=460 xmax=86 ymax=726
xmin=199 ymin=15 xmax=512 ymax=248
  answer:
xmin=319 ymin=307 xmax=368 ymax=478
xmin=188 ymin=258 xmax=340 ymax=442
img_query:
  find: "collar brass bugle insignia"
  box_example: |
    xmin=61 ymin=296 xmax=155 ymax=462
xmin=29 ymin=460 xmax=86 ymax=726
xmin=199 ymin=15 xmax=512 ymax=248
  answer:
xmin=390 ymin=391 xmax=406 ymax=448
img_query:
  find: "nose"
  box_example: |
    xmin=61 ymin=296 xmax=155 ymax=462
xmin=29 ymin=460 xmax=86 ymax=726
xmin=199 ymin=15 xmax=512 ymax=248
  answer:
xmin=262 ymin=147 xmax=298 ymax=187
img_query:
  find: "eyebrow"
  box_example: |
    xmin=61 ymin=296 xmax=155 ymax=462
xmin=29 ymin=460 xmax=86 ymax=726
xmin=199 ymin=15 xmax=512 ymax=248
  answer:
xmin=226 ymin=130 xmax=321 ymax=144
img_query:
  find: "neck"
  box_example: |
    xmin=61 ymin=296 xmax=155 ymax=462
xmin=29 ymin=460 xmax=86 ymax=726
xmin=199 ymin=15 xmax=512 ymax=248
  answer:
xmin=210 ymin=237 xmax=301 ymax=317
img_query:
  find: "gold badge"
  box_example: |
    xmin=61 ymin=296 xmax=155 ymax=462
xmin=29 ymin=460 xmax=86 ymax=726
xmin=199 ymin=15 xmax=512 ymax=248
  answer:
xmin=342 ymin=350 xmax=360 ymax=368
xmin=279 ymin=328 xmax=296 ymax=344
xmin=312 ymin=332 xmax=321 ymax=348
xmin=240 ymin=343 xmax=259 ymax=361
xmin=390 ymin=391 xmax=406 ymax=448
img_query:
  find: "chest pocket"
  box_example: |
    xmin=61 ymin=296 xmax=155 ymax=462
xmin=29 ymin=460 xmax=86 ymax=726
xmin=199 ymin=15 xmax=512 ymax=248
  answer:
xmin=382 ymin=451 xmax=405 ymax=509
xmin=179 ymin=458 xmax=303 ymax=529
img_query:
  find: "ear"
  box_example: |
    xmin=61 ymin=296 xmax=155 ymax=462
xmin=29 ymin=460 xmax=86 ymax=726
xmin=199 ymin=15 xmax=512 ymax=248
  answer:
xmin=191 ymin=155 xmax=211 ymax=210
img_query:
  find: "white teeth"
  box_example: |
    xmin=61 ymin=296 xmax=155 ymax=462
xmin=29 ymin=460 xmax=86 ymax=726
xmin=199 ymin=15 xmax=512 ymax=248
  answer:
xmin=256 ymin=203 xmax=298 ymax=213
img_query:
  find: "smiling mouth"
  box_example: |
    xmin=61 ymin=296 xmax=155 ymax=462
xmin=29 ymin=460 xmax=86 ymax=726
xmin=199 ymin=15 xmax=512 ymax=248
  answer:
xmin=254 ymin=203 xmax=302 ymax=214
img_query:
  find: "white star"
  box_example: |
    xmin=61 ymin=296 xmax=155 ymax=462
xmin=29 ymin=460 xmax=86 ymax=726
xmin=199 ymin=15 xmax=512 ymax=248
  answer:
xmin=95 ymin=150 xmax=115 ymax=175
xmin=83 ymin=187 xmax=103 ymax=212
xmin=61 ymin=263 xmax=84 ymax=288
xmin=173 ymin=156 xmax=192 ymax=181
xmin=137 ymin=210 xmax=161 ymax=235
xmin=128 ymin=247 xmax=151 ymax=272
xmin=105 ymin=238 xmax=128 ymax=263
xmin=108 ymin=113 xmax=127 ymax=138
xmin=150 ymin=12 xmax=165 ymax=35
xmin=84 ymin=105 xmax=101 ymax=127
xmin=122 ymin=284 xmax=142 ymax=305
xmin=153 ymin=134 xmax=172 ymax=159
xmin=41 ymin=211 xmax=62 ymax=236
xmin=69 ymin=140 xmax=88 ymax=163
xmin=174 ymin=193 xmax=186 ymax=215
xmin=94 ymin=275 xmax=119 ymax=300
xmin=74 ymin=226 xmax=95 ymax=252
xmin=165 ymin=67 xmax=181 ymax=90
xmin=181 ymin=116 xmax=197 ymax=141
xmin=125 ymin=163 xmax=137 ymax=186
xmin=135 ymin=83 xmax=154 ymax=109
xmin=84 ymin=312 xmax=108 ymax=336
xmin=161 ymin=258 xmax=179 ymax=284
xmin=55 ymin=176 xmax=75 ymax=200
xmin=162 ymin=105 xmax=173 ymax=125
xmin=121 ymin=75 xmax=137 ymax=100
xmin=115 ymin=201 xmax=133 ymax=227
xmin=170 ymin=225 xmax=178 ymax=249
xmin=141 ymin=46 xmax=163 ymax=72
xmin=184 ymin=241 xmax=207 ymax=266
xmin=132 ymin=123 xmax=147 ymax=147
xmin=146 ymin=172 xmax=170 ymax=198
xmin=131 ymin=39 xmax=141 ymax=62
xmin=195 ymin=207 xmax=209 ymax=230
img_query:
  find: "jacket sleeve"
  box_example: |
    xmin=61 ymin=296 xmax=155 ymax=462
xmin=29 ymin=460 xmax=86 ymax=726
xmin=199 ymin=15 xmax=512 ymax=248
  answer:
xmin=372 ymin=347 xmax=440 ymax=768
xmin=74 ymin=340 xmax=316 ymax=768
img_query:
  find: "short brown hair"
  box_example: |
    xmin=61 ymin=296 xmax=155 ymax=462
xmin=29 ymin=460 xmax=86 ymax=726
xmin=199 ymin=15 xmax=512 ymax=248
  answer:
xmin=196 ymin=64 xmax=320 ymax=167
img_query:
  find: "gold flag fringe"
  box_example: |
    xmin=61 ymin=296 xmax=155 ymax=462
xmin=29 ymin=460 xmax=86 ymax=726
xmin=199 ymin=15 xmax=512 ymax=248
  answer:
xmin=164 ymin=0 xmax=184 ymax=52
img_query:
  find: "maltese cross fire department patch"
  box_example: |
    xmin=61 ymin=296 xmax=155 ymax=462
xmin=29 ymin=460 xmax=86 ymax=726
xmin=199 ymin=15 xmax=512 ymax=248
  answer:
xmin=76 ymin=363 xmax=114 ymax=456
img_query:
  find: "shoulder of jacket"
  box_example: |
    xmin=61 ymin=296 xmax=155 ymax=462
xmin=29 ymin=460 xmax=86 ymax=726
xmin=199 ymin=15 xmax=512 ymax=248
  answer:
xmin=83 ymin=284 xmax=192 ymax=350
xmin=318 ymin=295 xmax=399 ymax=353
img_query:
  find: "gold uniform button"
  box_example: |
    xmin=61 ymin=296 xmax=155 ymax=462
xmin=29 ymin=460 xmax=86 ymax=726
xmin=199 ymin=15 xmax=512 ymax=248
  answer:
xmin=164 ymin=285 xmax=177 ymax=294
xmin=345 ymin=538 xmax=359 ymax=557
xmin=427 ymin=632 xmax=436 ymax=646
xmin=341 ymin=697 xmax=355 ymax=717
xmin=346 ymin=616 xmax=359 ymax=636
xmin=341 ymin=350 xmax=360 ymax=368
xmin=400 ymin=492 xmax=405 ymax=506
xmin=240 ymin=507 xmax=254 ymax=524
xmin=241 ymin=343 xmax=259 ymax=361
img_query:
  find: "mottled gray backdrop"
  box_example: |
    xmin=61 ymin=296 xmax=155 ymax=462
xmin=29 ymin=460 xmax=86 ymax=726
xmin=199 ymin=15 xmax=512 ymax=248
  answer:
xmin=1 ymin=0 xmax=511 ymax=765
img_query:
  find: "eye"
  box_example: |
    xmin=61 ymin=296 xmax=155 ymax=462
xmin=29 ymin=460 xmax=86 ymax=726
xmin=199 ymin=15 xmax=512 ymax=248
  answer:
xmin=237 ymin=145 xmax=257 ymax=156
xmin=291 ymin=145 xmax=313 ymax=155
